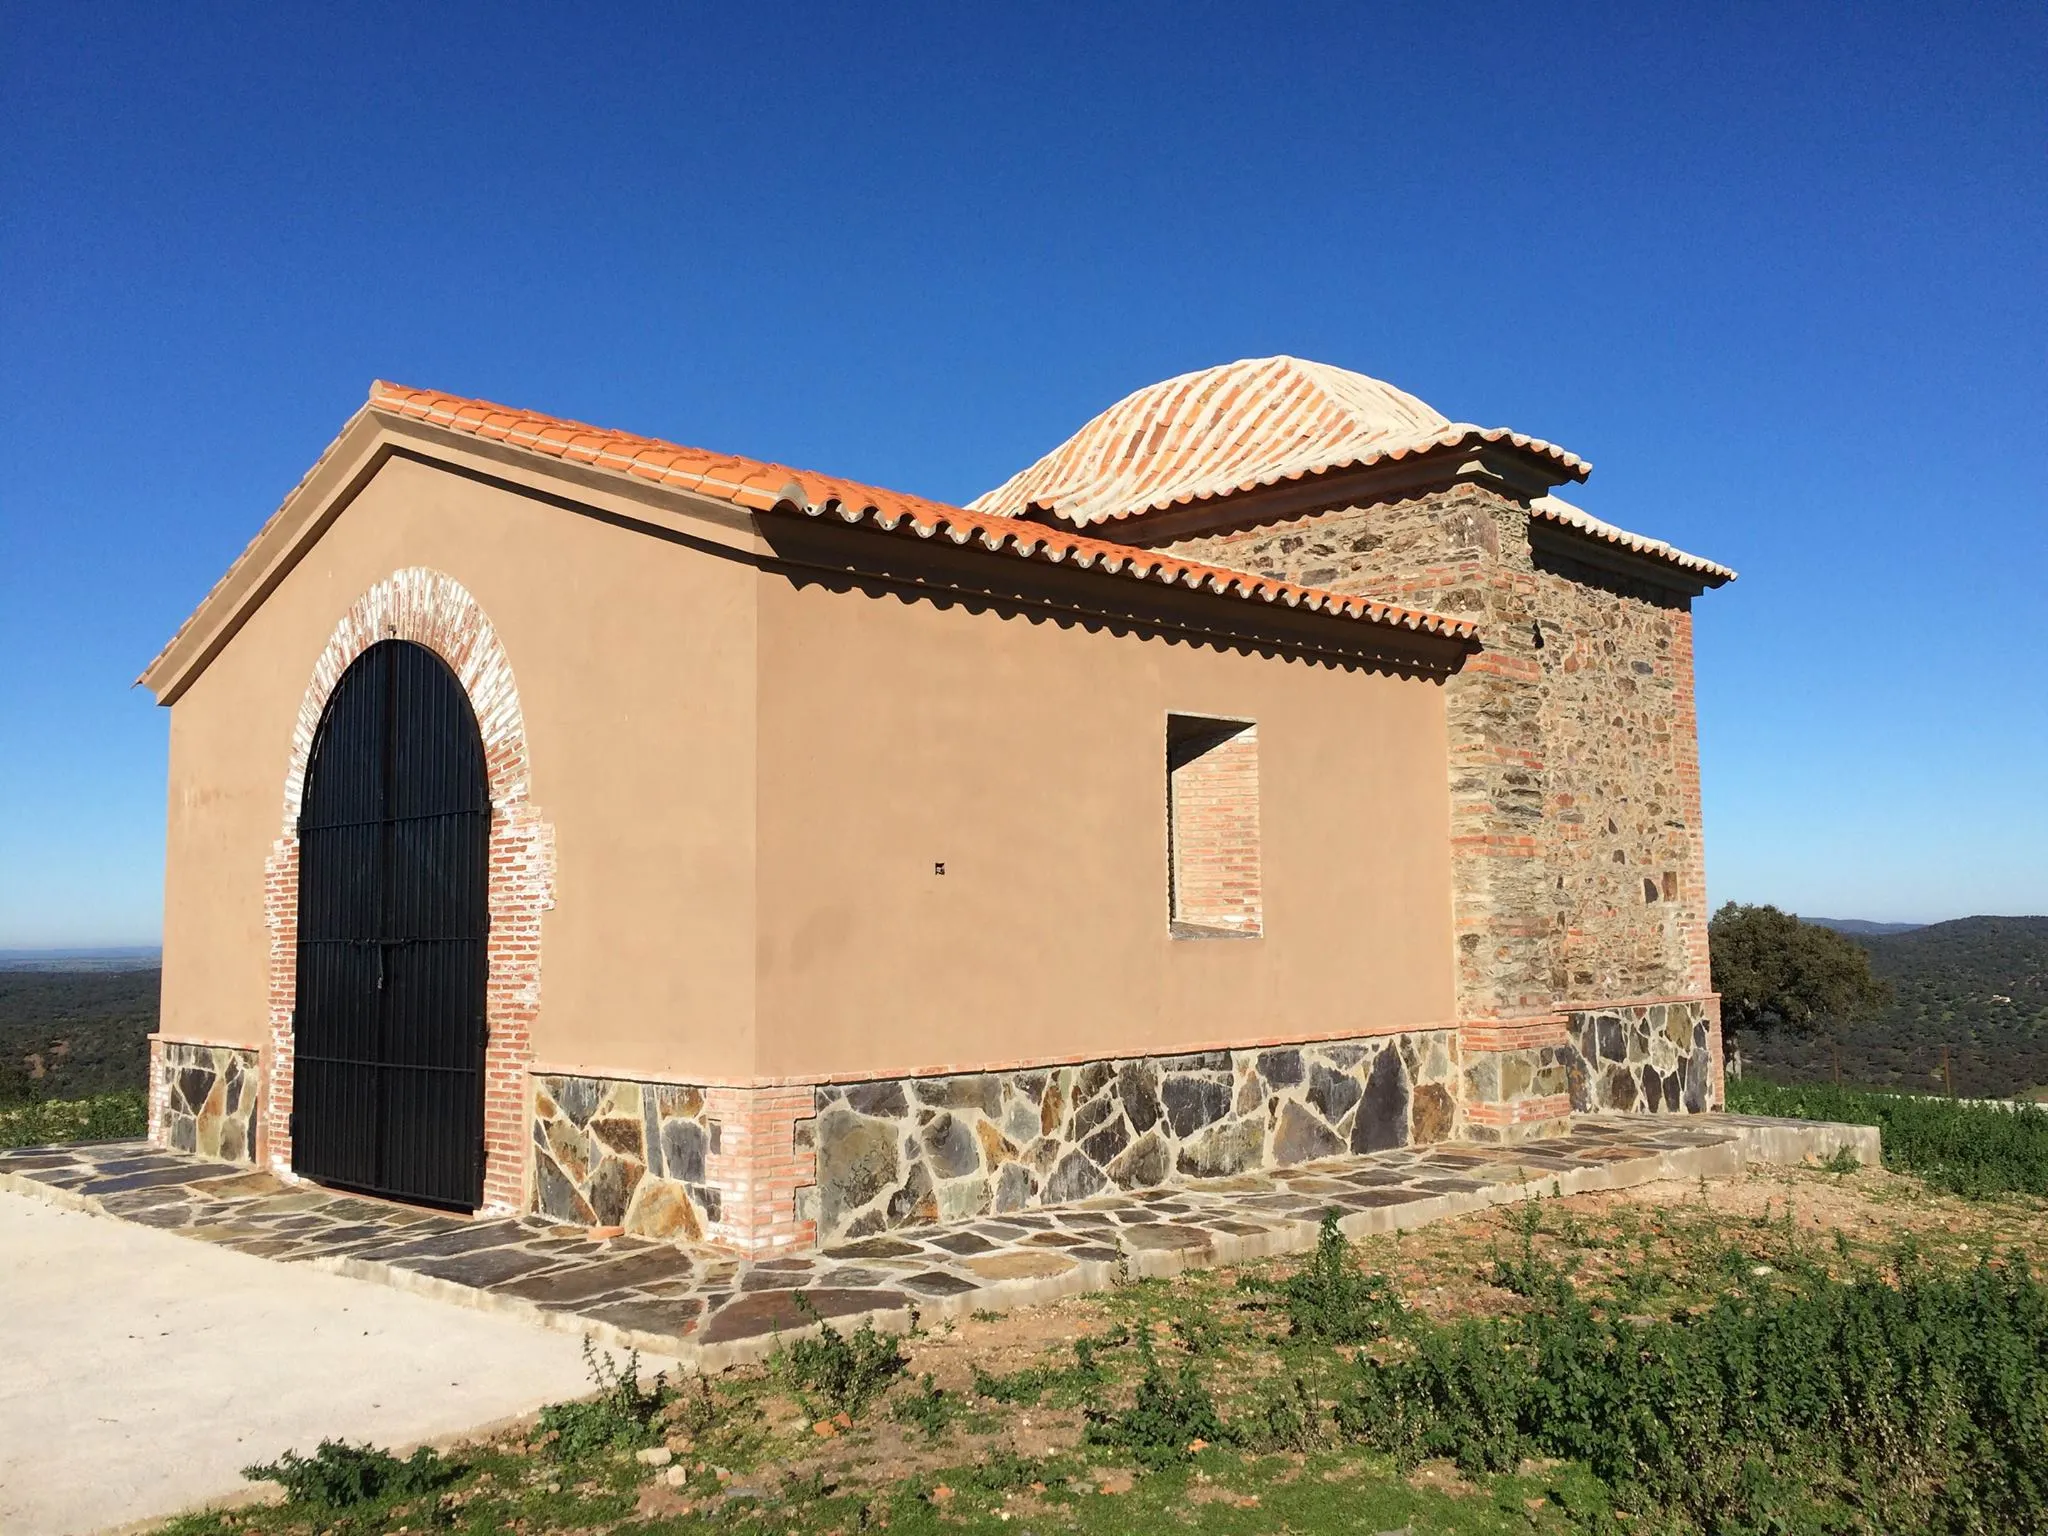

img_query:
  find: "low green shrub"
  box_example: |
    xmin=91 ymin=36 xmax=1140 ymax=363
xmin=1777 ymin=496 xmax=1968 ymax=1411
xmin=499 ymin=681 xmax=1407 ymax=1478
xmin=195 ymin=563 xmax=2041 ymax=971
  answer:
xmin=776 ymin=1295 xmax=907 ymax=1417
xmin=889 ymin=1374 xmax=957 ymax=1440
xmin=537 ymin=1340 xmax=672 ymax=1458
xmin=241 ymin=1440 xmax=458 ymax=1508
xmin=1082 ymin=1333 xmax=1224 ymax=1468
xmin=1338 ymin=1248 xmax=2048 ymax=1532
xmin=0 ymin=1091 xmax=147 ymax=1149
xmin=1238 ymin=1211 xmax=1402 ymax=1343
xmin=971 ymin=1331 xmax=1117 ymax=1406
xmin=1728 ymin=1076 xmax=2048 ymax=1197
xmin=1237 ymin=1373 xmax=1332 ymax=1452
xmin=1486 ymin=1202 xmax=1580 ymax=1304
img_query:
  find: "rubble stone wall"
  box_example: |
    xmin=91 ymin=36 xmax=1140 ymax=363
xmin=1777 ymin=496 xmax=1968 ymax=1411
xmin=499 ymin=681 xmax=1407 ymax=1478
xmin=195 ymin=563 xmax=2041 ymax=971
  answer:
xmin=810 ymin=1030 xmax=1461 ymax=1245
xmin=152 ymin=1041 xmax=260 ymax=1163
xmin=1566 ymin=1000 xmax=1715 ymax=1116
xmin=1532 ymin=557 xmax=1708 ymax=1002
xmin=532 ymin=1074 xmax=719 ymax=1241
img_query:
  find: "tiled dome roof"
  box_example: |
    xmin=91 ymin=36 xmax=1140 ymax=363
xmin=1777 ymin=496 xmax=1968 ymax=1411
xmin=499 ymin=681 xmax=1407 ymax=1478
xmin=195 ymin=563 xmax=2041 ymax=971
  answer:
xmin=970 ymin=355 xmax=1588 ymax=528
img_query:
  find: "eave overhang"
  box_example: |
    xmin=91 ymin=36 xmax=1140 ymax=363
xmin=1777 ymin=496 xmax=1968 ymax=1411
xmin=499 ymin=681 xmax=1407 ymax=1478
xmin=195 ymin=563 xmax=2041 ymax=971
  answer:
xmin=138 ymin=389 xmax=1484 ymax=706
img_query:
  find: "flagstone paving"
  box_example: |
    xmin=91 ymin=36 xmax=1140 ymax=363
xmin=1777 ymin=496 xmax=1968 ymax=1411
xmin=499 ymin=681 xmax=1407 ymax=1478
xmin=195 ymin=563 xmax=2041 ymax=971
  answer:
xmin=0 ymin=1112 xmax=1873 ymax=1370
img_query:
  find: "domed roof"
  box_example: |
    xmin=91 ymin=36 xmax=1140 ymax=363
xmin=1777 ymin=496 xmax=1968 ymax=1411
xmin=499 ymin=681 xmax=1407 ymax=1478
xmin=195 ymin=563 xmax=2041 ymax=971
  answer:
xmin=970 ymin=355 xmax=1587 ymax=528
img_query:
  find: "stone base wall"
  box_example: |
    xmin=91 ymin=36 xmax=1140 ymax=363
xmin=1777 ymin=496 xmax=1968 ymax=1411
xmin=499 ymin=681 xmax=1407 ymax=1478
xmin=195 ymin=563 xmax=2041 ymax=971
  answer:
xmin=810 ymin=1030 xmax=1461 ymax=1246
xmin=532 ymin=1075 xmax=718 ymax=1241
xmin=151 ymin=1041 xmax=260 ymax=1163
xmin=527 ymin=1010 xmax=1716 ymax=1254
xmin=1565 ymin=1001 xmax=1713 ymax=1115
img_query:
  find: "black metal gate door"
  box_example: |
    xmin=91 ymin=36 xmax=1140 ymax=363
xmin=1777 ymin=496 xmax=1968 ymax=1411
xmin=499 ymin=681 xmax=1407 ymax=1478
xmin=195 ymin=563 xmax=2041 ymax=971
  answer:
xmin=291 ymin=639 xmax=490 ymax=1210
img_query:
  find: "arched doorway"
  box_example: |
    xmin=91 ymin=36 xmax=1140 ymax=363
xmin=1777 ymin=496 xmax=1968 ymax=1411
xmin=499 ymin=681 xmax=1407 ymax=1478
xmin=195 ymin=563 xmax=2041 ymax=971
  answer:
xmin=291 ymin=639 xmax=491 ymax=1209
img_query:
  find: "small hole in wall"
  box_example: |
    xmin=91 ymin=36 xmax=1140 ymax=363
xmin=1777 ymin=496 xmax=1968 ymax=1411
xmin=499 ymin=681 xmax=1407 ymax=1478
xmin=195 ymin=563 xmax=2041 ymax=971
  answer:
xmin=933 ymin=861 xmax=946 ymax=876
xmin=1643 ymin=877 xmax=1660 ymax=903
xmin=1663 ymin=870 xmax=1678 ymax=901
xmin=706 ymin=1119 xmax=722 ymax=1156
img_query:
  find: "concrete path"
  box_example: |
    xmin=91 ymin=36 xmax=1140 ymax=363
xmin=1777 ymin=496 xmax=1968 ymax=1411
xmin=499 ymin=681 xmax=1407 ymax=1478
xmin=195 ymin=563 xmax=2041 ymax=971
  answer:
xmin=1 ymin=1116 xmax=1880 ymax=1387
xmin=0 ymin=1194 xmax=654 ymax=1536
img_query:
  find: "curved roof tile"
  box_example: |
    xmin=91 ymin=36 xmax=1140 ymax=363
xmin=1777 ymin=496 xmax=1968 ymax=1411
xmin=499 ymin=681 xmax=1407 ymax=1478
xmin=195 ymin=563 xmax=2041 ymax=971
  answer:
xmin=367 ymin=382 xmax=1479 ymax=645
xmin=1530 ymin=495 xmax=1735 ymax=584
xmin=968 ymin=355 xmax=1590 ymax=527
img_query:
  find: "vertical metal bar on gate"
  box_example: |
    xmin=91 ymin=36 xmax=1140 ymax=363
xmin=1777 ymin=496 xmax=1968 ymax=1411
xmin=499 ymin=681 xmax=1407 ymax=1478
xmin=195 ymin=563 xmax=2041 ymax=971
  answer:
xmin=290 ymin=639 xmax=489 ymax=1211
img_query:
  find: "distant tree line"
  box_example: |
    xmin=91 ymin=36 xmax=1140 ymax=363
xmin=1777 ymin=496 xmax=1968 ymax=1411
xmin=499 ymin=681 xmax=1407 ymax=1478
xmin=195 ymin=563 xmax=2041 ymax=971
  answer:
xmin=1711 ymin=905 xmax=2048 ymax=1099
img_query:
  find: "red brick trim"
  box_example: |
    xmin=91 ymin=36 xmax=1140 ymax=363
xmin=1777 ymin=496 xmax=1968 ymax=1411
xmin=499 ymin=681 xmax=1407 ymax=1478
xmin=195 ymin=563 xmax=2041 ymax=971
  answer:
xmin=1460 ymin=1016 xmax=1569 ymax=1052
xmin=260 ymin=568 xmax=553 ymax=1215
xmin=526 ymin=1016 xmax=1467 ymax=1092
xmin=1467 ymin=1093 xmax=1571 ymax=1127
xmin=1558 ymin=990 xmax=1720 ymax=1014
xmin=149 ymin=1032 xmax=263 ymax=1051
xmin=702 ymin=1086 xmax=817 ymax=1254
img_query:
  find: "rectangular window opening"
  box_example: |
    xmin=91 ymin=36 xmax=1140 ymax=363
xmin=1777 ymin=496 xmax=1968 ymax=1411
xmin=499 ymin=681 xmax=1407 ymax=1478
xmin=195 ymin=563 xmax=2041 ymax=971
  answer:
xmin=1166 ymin=714 xmax=1262 ymax=939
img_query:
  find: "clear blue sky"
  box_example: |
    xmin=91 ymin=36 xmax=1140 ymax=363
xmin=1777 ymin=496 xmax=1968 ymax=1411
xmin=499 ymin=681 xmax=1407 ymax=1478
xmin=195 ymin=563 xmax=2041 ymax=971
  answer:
xmin=2 ymin=3 xmax=2043 ymax=947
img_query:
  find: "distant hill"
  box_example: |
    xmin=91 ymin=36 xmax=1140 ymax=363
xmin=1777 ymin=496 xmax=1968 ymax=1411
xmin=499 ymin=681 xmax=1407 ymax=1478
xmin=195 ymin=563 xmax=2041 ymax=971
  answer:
xmin=1807 ymin=918 xmax=1927 ymax=938
xmin=0 ymin=946 xmax=162 ymax=973
xmin=1739 ymin=916 xmax=2048 ymax=1099
xmin=0 ymin=968 xmax=160 ymax=1106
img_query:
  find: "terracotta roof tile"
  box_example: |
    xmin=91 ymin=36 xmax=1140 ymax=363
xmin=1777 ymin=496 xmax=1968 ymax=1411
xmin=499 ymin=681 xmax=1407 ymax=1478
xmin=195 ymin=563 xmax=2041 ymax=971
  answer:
xmin=365 ymin=381 xmax=1480 ymax=645
xmin=1530 ymin=495 xmax=1735 ymax=584
xmin=969 ymin=355 xmax=1591 ymax=528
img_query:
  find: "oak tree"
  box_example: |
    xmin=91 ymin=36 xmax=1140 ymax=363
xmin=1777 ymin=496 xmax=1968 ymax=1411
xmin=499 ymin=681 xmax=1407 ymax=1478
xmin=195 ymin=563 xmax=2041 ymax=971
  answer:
xmin=1710 ymin=902 xmax=1890 ymax=1034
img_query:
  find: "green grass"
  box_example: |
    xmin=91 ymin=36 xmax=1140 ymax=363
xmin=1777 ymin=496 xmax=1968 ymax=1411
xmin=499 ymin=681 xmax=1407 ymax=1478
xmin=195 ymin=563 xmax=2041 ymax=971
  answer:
xmin=154 ymin=1181 xmax=2048 ymax=1536
xmin=1341 ymin=1245 xmax=2048 ymax=1532
xmin=0 ymin=1089 xmax=147 ymax=1149
xmin=1728 ymin=1076 xmax=2048 ymax=1197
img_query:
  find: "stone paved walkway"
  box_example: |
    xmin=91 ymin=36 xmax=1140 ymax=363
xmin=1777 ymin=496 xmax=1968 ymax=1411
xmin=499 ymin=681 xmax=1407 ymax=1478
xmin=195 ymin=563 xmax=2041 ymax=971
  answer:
xmin=0 ymin=1113 xmax=1873 ymax=1371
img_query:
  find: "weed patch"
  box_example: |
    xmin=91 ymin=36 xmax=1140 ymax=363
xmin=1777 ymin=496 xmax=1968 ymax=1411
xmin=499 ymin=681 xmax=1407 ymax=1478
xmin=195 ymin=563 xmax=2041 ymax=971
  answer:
xmin=972 ymin=1329 xmax=1120 ymax=1407
xmin=1083 ymin=1333 xmax=1224 ymax=1468
xmin=888 ymin=1374 xmax=958 ymax=1441
xmin=535 ymin=1341 xmax=671 ymax=1459
xmin=241 ymin=1441 xmax=458 ymax=1509
xmin=1238 ymin=1211 xmax=1401 ymax=1342
xmin=1486 ymin=1202 xmax=1580 ymax=1303
xmin=1339 ymin=1246 xmax=2048 ymax=1531
xmin=775 ymin=1295 xmax=907 ymax=1417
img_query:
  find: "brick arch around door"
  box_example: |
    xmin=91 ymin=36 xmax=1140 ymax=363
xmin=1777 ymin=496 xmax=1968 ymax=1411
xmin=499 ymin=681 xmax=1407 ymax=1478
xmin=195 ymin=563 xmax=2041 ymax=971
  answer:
xmin=261 ymin=568 xmax=553 ymax=1214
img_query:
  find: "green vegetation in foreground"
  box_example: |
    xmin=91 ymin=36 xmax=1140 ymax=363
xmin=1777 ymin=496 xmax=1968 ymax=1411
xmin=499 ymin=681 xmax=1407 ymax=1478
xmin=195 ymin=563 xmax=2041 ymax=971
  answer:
xmin=0 ymin=1089 xmax=147 ymax=1149
xmin=1728 ymin=1075 xmax=2048 ymax=1197
xmin=168 ymin=1202 xmax=2048 ymax=1536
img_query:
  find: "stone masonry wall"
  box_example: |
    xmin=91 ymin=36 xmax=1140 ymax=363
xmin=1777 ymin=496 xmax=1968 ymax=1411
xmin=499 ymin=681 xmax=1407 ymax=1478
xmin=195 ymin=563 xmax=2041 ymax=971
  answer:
xmin=532 ymin=1076 xmax=818 ymax=1254
xmin=533 ymin=1074 xmax=718 ymax=1240
xmin=810 ymin=1030 xmax=1461 ymax=1245
xmin=152 ymin=1041 xmax=260 ymax=1163
xmin=1565 ymin=1001 xmax=1714 ymax=1115
xmin=1533 ymin=562 xmax=1706 ymax=1002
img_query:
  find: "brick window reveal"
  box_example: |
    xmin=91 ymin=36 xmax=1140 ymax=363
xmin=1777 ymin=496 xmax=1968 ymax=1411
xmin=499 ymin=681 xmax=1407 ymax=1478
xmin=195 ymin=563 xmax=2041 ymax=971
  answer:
xmin=1166 ymin=715 xmax=1262 ymax=937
